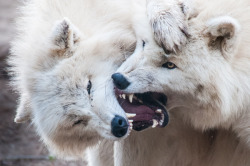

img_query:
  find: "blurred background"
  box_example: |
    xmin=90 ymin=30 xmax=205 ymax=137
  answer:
xmin=0 ymin=1 xmax=85 ymax=165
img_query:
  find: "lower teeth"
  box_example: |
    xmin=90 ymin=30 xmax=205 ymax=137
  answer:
xmin=152 ymin=119 xmax=158 ymax=128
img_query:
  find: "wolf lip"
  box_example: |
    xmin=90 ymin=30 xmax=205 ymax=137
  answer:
xmin=115 ymin=88 xmax=169 ymax=131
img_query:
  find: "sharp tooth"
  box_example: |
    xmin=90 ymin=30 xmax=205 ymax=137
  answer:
xmin=156 ymin=109 xmax=162 ymax=114
xmin=119 ymin=94 xmax=122 ymax=98
xmin=126 ymin=113 xmax=136 ymax=118
xmin=122 ymin=94 xmax=126 ymax=99
xmin=129 ymin=94 xmax=134 ymax=103
xmin=138 ymin=99 xmax=143 ymax=104
xmin=129 ymin=120 xmax=133 ymax=123
xmin=152 ymin=119 xmax=158 ymax=128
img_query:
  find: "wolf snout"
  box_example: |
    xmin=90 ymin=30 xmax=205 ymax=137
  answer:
xmin=111 ymin=115 xmax=129 ymax=138
xmin=112 ymin=73 xmax=130 ymax=90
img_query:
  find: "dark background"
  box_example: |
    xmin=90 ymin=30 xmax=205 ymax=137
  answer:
xmin=0 ymin=1 xmax=85 ymax=165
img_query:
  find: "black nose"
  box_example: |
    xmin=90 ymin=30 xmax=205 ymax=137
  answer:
xmin=111 ymin=73 xmax=130 ymax=90
xmin=111 ymin=115 xmax=128 ymax=138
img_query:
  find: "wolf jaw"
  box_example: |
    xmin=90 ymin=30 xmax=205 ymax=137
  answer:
xmin=115 ymin=88 xmax=169 ymax=131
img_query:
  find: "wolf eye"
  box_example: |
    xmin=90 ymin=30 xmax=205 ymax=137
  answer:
xmin=142 ymin=40 xmax=146 ymax=47
xmin=87 ymin=80 xmax=92 ymax=95
xmin=162 ymin=62 xmax=177 ymax=69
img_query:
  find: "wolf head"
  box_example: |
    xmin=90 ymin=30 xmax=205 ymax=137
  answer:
xmin=10 ymin=18 xmax=136 ymax=158
xmin=113 ymin=12 xmax=250 ymax=135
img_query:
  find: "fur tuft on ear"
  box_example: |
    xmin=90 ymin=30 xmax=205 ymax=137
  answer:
xmin=14 ymin=94 xmax=32 ymax=123
xmin=50 ymin=18 xmax=81 ymax=52
xmin=204 ymin=16 xmax=241 ymax=60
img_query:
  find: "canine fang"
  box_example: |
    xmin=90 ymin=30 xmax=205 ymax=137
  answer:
xmin=129 ymin=94 xmax=134 ymax=103
xmin=156 ymin=109 xmax=162 ymax=114
xmin=126 ymin=113 xmax=136 ymax=118
xmin=152 ymin=119 xmax=158 ymax=128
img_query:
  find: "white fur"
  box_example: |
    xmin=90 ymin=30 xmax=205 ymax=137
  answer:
xmin=146 ymin=0 xmax=192 ymax=52
xmin=9 ymin=0 xmax=250 ymax=165
xmin=116 ymin=0 xmax=250 ymax=165
xmin=9 ymin=0 xmax=137 ymax=160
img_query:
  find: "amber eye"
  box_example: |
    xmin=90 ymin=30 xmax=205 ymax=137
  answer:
xmin=87 ymin=80 xmax=92 ymax=95
xmin=162 ymin=62 xmax=177 ymax=69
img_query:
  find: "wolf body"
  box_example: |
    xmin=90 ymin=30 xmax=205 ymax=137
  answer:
xmin=9 ymin=0 xmax=189 ymax=165
xmin=115 ymin=0 xmax=250 ymax=165
xmin=10 ymin=0 xmax=137 ymax=161
xmin=10 ymin=0 xmax=250 ymax=165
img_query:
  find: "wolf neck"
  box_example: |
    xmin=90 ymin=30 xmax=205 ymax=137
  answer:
xmin=166 ymin=74 xmax=249 ymax=130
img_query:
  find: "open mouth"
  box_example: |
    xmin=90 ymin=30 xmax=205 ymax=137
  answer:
xmin=115 ymin=88 xmax=169 ymax=131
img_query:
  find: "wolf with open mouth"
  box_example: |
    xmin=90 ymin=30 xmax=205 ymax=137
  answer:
xmin=9 ymin=0 xmax=190 ymax=165
xmin=115 ymin=87 xmax=168 ymax=131
xmin=113 ymin=0 xmax=250 ymax=165
xmin=112 ymin=0 xmax=192 ymax=132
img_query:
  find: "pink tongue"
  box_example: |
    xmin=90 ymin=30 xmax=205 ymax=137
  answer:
xmin=118 ymin=98 xmax=154 ymax=122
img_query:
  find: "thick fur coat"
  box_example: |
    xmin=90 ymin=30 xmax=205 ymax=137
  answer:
xmin=116 ymin=0 xmax=250 ymax=165
xmin=10 ymin=0 xmax=137 ymax=159
xmin=9 ymin=0 xmax=250 ymax=165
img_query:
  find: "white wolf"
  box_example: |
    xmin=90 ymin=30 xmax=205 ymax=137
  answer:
xmin=113 ymin=0 xmax=250 ymax=165
xmin=9 ymin=0 xmax=137 ymax=160
xmin=9 ymin=0 xmax=191 ymax=165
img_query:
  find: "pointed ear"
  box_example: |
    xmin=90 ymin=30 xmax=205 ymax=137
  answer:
xmin=15 ymin=95 xmax=32 ymax=123
xmin=50 ymin=18 xmax=81 ymax=51
xmin=204 ymin=16 xmax=241 ymax=60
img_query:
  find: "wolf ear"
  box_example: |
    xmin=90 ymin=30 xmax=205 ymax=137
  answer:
xmin=204 ymin=16 xmax=240 ymax=60
xmin=14 ymin=94 xmax=32 ymax=123
xmin=50 ymin=18 xmax=81 ymax=52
